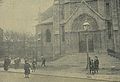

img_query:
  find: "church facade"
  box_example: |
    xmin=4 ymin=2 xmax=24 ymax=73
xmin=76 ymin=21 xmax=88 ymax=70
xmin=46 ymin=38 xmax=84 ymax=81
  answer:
xmin=36 ymin=0 xmax=120 ymax=58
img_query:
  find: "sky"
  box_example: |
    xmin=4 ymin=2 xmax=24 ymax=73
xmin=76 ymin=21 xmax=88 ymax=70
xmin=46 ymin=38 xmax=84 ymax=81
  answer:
xmin=0 ymin=0 xmax=54 ymax=34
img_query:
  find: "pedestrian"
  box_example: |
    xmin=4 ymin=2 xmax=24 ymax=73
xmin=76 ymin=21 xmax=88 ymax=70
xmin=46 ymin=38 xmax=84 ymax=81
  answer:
xmin=24 ymin=60 xmax=31 ymax=78
xmin=14 ymin=58 xmax=17 ymax=69
xmin=4 ymin=56 xmax=11 ymax=71
xmin=89 ymin=59 xmax=95 ymax=74
xmin=41 ymin=56 xmax=46 ymax=67
xmin=14 ymin=57 xmax=21 ymax=69
xmin=87 ymin=57 xmax=91 ymax=70
xmin=94 ymin=56 xmax=99 ymax=74
xmin=32 ymin=59 xmax=37 ymax=72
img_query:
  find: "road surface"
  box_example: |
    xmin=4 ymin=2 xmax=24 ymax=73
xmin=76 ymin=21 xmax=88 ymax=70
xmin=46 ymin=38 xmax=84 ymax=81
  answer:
xmin=0 ymin=72 xmax=110 ymax=82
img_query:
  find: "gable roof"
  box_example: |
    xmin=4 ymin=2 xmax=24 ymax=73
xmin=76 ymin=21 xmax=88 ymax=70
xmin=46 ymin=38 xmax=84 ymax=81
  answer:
xmin=39 ymin=0 xmax=108 ymax=25
xmin=62 ymin=0 xmax=109 ymax=24
xmin=40 ymin=6 xmax=53 ymax=21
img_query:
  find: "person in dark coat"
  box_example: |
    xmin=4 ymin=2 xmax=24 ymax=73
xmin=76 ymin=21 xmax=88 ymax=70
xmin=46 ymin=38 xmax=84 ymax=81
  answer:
xmin=24 ymin=60 xmax=31 ymax=78
xmin=41 ymin=56 xmax=46 ymax=67
xmin=4 ymin=56 xmax=11 ymax=71
xmin=89 ymin=59 xmax=95 ymax=74
xmin=94 ymin=56 xmax=99 ymax=74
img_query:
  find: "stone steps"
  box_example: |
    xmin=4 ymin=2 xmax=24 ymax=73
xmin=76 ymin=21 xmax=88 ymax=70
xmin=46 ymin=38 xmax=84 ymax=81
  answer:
xmin=52 ymin=53 xmax=120 ymax=69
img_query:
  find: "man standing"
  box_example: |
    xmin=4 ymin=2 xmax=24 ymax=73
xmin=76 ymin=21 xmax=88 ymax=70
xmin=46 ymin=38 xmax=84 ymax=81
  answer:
xmin=41 ymin=56 xmax=46 ymax=67
xmin=94 ymin=56 xmax=99 ymax=74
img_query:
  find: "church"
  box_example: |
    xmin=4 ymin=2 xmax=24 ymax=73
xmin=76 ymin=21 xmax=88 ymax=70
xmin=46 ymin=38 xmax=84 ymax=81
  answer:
xmin=36 ymin=0 xmax=120 ymax=59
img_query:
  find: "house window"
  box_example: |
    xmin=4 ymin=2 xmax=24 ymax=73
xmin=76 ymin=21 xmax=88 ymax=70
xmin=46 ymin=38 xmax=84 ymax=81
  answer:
xmin=46 ymin=29 xmax=51 ymax=42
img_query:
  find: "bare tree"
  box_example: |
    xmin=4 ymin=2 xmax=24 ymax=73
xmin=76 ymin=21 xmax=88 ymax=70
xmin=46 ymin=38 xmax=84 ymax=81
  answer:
xmin=3 ymin=30 xmax=36 ymax=58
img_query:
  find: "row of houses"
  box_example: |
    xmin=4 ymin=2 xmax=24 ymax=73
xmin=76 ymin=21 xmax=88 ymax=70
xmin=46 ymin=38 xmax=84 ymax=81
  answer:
xmin=36 ymin=0 xmax=120 ymax=59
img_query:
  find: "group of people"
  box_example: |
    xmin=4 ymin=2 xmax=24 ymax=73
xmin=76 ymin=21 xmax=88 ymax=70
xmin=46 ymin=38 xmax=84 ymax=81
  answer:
xmin=3 ymin=56 xmax=46 ymax=78
xmin=88 ymin=56 xmax=99 ymax=75
xmin=4 ymin=56 xmax=21 ymax=71
xmin=3 ymin=55 xmax=99 ymax=78
xmin=24 ymin=56 xmax=46 ymax=78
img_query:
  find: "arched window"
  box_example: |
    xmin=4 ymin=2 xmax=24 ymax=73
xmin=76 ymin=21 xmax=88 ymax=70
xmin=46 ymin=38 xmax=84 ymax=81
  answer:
xmin=46 ymin=29 xmax=51 ymax=42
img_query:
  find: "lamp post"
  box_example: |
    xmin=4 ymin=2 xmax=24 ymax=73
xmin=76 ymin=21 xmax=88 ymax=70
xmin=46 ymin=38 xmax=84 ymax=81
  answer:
xmin=83 ymin=20 xmax=90 ymax=70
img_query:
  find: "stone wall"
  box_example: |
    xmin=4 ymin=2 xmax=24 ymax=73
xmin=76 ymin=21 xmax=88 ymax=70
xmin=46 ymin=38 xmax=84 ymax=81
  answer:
xmin=40 ymin=24 xmax=53 ymax=58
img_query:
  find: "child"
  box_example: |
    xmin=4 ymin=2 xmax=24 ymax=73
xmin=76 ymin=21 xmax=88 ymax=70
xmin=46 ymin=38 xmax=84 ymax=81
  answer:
xmin=24 ymin=60 xmax=31 ymax=78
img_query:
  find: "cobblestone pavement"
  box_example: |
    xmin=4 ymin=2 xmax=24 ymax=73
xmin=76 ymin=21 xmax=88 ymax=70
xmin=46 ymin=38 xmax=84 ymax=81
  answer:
xmin=0 ymin=68 xmax=120 ymax=82
xmin=0 ymin=72 xmax=110 ymax=82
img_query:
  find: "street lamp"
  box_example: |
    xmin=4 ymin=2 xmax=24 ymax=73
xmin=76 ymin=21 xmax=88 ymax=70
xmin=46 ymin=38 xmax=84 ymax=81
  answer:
xmin=83 ymin=20 xmax=90 ymax=70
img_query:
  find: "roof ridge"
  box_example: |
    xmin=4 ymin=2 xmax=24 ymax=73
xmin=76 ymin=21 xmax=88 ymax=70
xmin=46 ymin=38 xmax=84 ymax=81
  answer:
xmin=83 ymin=0 xmax=108 ymax=20
xmin=64 ymin=0 xmax=84 ymax=24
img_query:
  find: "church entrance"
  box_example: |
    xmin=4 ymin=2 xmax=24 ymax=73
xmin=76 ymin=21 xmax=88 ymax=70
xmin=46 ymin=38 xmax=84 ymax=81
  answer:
xmin=78 ymin=32 xmax=94 ymax=53
xmin=72 ymin=14 xmax=99 ymax=53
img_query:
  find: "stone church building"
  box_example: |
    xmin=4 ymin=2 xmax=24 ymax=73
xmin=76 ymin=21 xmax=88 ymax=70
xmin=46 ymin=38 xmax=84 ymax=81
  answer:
xmin=36 ymin=0 xmax=120 ymax=58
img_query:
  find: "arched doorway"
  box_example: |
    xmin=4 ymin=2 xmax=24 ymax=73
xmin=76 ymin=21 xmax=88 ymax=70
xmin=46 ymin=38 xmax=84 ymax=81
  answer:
xmin=72 ymin=14 xmax=99 ymax=53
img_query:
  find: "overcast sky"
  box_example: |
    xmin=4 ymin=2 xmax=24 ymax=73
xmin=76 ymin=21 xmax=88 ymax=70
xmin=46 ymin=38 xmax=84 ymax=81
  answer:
xmin=0 ymin=0 xmax=54 ymax=34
